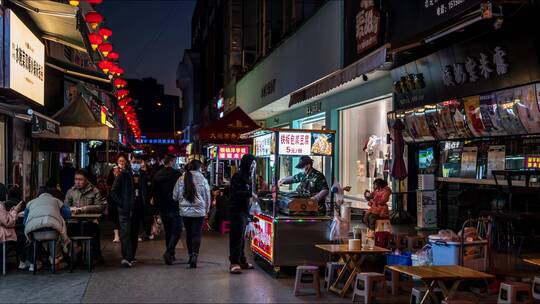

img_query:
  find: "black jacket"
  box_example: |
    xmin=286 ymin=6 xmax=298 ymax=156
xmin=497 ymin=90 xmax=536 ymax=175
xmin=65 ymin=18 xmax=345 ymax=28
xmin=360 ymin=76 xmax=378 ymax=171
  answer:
xmin=110 ymin=169 xmax=149 ymax=215
xmin=229 ymin=172 xmax=252 ymax=215
xmin=152 ymin=166 xmax=182 ymax=216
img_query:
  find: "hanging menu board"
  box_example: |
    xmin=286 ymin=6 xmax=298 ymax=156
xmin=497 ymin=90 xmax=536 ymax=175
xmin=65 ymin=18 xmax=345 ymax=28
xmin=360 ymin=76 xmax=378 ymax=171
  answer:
xmin=515 ymin=85 xmax=540 ymax=134
xmin=463 ymin=96 xmax=487 ymax=137
xmin=424 ymin=104 xmax=447 ymax=140
xmin=479 ymin=93 xmax=506 ymax=136
xmin=414 ymin=107 xmax=435 ymax=141
xmin=395 ymin=111 xmax=415 ymax=142
xmin=460 ymin=147 xmax=478 ymax=178
xmin=497 ymin=89 xmax=527 ymax=135
xmin=437 ymin=101 xmax=459 ymax=139
xmin=487 ymin=145 xmax=506 ymax=179
xmin=278 ymin=132 xmax=311 ymax=155
xmin=404 ymin=109 xmax=423 ymax=141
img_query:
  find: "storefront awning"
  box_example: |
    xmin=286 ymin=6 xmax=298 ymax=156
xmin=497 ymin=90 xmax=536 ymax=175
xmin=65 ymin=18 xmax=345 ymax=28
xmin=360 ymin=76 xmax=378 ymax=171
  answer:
xmin=198 ymin=107 xmax=260 ymax=144
xmin=10 ymin=0 xmax=88 ymax=53
xmin=289 ymin=46 xmax=391 ymax=107
xmin=50 ymin=96 xmax=118 ymax=141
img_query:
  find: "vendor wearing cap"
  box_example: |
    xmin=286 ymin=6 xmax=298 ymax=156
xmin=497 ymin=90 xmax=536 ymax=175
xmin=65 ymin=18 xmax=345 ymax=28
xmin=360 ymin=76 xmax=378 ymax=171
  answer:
xmin=278 ymin=156 xmax=329 ymax=213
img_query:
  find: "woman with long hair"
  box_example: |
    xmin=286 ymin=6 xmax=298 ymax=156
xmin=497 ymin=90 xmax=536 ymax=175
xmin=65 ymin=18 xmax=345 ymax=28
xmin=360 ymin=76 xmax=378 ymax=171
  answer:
xmin=173 ymin=160 xmax=211 ymax=268
xmin=107 ymin=152 xmax=128 ymax=243
xmin=228 ymin=154 xmax=256 ymax=274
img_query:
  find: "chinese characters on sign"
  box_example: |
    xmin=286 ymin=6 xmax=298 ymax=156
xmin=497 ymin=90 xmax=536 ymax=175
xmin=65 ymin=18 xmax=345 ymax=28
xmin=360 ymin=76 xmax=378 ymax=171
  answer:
xmin=442 ymin=46 xmax=509 ymax=87
xmin=136 ymin=138 xmax=178 ymax=145
xmin=525 ymin=156 xmax=540 ymax=169
xmin=393 ymin=73 xmax=426 ymax=94
xmin=217 ymin=145 xmax=249 ymax=160
xmin=254 ymin=134 xmax=272 ymax=157
xmin=252 ymin=214 xmax=273 ymax=262
xmin=355 ymin=5 xmax=380 ymax=54
xmin=278 ymin=132 xmax=311 ymax=156
xmin=208 ymin=132 xmax=241 ymax=140
xmin=425 ymin=0 xmax=467 ymax=17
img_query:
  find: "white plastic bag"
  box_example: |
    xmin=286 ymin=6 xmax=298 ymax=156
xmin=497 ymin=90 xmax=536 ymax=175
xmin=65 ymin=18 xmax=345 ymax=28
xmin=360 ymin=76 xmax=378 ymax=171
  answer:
xmin=245 ymin=221 xmax=256 ymax=239
xmin=249 ymin=198 xmax=261 ymax=216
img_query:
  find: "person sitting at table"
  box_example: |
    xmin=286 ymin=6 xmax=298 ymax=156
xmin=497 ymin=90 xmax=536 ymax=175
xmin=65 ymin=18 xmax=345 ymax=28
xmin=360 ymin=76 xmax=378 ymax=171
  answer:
xmin=65 ymin=169 xmax=106 ymax=263
xmin=4 ymin=185 xmax=31 ymax=270
xmin=24 ymin=183 xmax=71 ymax=271
xmin=0 ymin=183 xmax=25 ymax=270
xmin=363 ymin=178 xmax=391 ymax=230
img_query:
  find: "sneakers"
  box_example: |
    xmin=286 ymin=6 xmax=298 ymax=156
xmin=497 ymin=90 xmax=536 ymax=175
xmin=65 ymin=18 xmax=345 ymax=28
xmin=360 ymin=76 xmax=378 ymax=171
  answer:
xmin=18 ymin=261 xmax=31 ymax=270
xmin=28 ymin=261 xmax=42 ymax=272
xmin=121 ymin=259 xmax=132 ymax=268
xmin=229 ymin=264 xmax=242 ymax=274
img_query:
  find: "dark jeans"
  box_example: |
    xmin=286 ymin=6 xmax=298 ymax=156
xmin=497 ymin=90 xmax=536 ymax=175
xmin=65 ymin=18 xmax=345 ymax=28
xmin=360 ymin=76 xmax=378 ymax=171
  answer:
xmin=142 ymin=204 xmax=156 ymax=236
xmin=67 ymin=221 xmax=102 ymax=258
xmin=364 ymin=213 xmax=379 ymax=230
xmin=118 ymin=208 xmax=143 ymax=261
xmin=161 ymin=213 xmax=182 ymax=257
xmin=182 ymin=216 xmax=204 ymax=255
xmin=229 ymin=212 xmax=248 ymax=265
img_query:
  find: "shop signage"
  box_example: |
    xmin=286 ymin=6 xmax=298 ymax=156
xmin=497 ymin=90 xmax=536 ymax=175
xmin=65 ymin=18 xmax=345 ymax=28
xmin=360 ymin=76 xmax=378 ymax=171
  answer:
xmin=252 ymin=214 xmax=273 ymax=262
xmin=5 ymin=10 xmax=45 ymax=105
xmin=260 ymin=79 xmax=276 ymax=98
xmin=31 ymin=114 xmax=59 ymax=135
xmin=311 ymin=132 xmax=333 ymax=156
xmin=344 ymin=0 xmax=384 ymax=66
xmin=208 ymin=132 xmax=242 ymax=141
xmin=217 ymin=145 xmax=249 ymax=160
xmin=254 ymin=134 xmax=273 ymax=157
xmin=278 ymin=132 xmax=311 ymax=155
xmin=393 ymin=73 xmax=426 ymax=94
xmin=137 ymin=138 xmax=179 ymax=145
xmin=306 ymin=101 xmax=322 ymax=115
xmin=442 ymin=46 xmax=509 ymax=87
xmin=525 ymin=155 xmax=540 ymax=169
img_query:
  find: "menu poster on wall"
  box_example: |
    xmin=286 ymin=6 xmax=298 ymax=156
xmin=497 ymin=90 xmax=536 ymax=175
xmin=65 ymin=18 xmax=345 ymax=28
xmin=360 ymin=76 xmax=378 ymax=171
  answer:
xmin=404 ymin=110 xmax=422 ymax=140
xmin=497 ymin=89 xmax=527 ymax=135
xmin=447 ymin=100 xmax=472 ymax=138
xmin=437 ymin=102 xmax=459 ymax=139
xmin=460 ymin=147 xmax=478 ymax=178
xmin=254 ymin=134 xmax=273 ymax=156
xmin=487 ymin=145 xmax=506 ymax=178
xmin=278 ymin=132 xmax=311 ymax=155
xmin=463 ymin=96 xmax=486 ymax=137
xmin=414 ymin=108 xmax=435 ymax=141
xmin=252 ymin=214 xmax=273 ymax=262
xmin=479 ymin=93 xmax=506 ymax=136
xmin=525 ymin=155 xmax=540 ymax=169
xmin=515 ymin=85 xmax=540 ymax=134
xmin=311 ymin=133 xmax=333 ymax=156
xmin=424 ymin=105 xmax=447 ymax=140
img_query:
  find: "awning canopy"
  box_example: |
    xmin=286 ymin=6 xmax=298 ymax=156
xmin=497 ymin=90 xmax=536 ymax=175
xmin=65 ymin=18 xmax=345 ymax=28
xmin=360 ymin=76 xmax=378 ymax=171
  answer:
xmin=198 ymin=107 xmax=260 ymax=144
xmin=11 ymin=0 xmax=88 ymax=52
xmin=289 ymin=46 xmax=391 ymax=107
xmin=51 ymin=96 xmax=118 ymax=141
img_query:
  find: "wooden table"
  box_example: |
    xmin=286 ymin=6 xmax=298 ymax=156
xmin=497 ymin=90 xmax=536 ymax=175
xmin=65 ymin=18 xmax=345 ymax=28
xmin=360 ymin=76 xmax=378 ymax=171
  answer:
xmin=69 ymin=214 xmax=103 ymax=235
xmin=524 ymin=258 xmax=540 ymax=267
xmin=387 ymin=265 xmax=494 ymax=303
xmin=316 ymin=244 xmax=390 ymax=297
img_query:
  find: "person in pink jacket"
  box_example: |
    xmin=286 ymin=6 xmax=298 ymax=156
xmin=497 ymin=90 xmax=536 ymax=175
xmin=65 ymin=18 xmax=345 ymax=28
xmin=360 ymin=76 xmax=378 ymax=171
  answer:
xmin=0 ymin=184 xmax=24 ymax=243
xmin=363 ymin=179 xmax=391 ymax=230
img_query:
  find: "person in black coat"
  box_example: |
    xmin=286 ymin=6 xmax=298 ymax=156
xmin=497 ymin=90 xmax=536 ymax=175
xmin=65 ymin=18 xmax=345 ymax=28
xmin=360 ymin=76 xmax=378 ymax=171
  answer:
xmin=107 ymin=153 xmax=128 ymax=243
xmin=152 ymin=154 xmax=182 ymax=265
xmin=228 ymin=154 xmax=256 ymax=274
xmin=109 ymin=155 xmax=148 ymax=268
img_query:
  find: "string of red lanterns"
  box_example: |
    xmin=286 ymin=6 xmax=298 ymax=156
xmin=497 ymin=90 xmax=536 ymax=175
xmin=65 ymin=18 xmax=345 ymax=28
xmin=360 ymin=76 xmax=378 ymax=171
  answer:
xmin=78 ymin=0 xmax=140 ymax=139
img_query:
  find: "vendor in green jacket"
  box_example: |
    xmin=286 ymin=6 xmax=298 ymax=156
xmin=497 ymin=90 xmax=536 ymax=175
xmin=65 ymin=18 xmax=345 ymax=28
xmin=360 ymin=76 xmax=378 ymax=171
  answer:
xmin=278 ymin=156 xmax=329 ymax=213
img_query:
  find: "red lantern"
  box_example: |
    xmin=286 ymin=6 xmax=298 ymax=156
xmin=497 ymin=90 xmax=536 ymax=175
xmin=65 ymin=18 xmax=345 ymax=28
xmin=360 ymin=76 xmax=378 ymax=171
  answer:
xmin=85 ymin=0 xmax=103 ymax=4
xmin=88 ymin=33 xmax=103 ymax=50
xmin=114 ymin=78 xmax=126 ymax=89
xmin=98 ymin=60 xmax=112 ymax=74
xmin=116 ymin=67 xmax=124 ymax=76
xmin=85 ymin=12 xmax=103 ymax=30
xmin=99 ymin=27 xmax=112 ymax=40
xmin=98 ymin=43 xmax=113 ymax=57
xmin=107 ymin=51 xmax=120 ymax=61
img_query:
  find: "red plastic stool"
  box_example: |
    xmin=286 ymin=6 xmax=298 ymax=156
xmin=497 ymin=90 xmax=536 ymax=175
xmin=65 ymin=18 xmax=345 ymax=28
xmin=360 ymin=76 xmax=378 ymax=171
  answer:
xmin=220 ymin=221 xmax=231 ymax=234
xmin=375 ymin=231 xmax=392 ymax=248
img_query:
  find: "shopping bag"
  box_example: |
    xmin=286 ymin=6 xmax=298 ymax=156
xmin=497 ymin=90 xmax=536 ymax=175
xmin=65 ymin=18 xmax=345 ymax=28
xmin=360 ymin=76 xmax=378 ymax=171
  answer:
xmin=245 ymin=222 xmax=256 ymax=239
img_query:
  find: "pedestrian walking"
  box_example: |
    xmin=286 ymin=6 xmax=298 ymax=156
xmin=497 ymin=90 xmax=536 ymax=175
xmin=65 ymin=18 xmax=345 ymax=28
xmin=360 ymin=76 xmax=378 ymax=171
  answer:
xmin=228 ymin=154 xmax=256 ymax=274
xmin=152 ymin=154 xmax=182 ymax=265
xmin=107 ymin=153 xmax=127 ymax=243
xmin=109 ymin=155 xmax=149 ymax=268
xmin=173 ymin=160 xmax=211 ymax=268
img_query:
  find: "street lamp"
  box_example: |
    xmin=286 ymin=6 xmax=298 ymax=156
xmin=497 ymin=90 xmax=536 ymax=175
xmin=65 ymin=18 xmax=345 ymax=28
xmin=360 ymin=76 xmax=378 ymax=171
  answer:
xmin=156 ymin=102 xmax=162 ymax=107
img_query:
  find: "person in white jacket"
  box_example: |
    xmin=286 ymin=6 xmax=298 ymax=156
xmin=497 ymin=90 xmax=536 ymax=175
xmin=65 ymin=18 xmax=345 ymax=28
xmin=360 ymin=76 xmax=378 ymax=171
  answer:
xmin=172 ymin=159 xmax=211 ymax=268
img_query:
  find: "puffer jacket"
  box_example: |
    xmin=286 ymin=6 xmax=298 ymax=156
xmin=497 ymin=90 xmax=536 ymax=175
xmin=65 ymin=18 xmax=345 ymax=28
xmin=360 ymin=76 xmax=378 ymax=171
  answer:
xmin=0 ymin=203 xmax=18 ymax=242
xmin=172 ymin=170 xmax=211 ymax=218
xmin=24 ymin=193 xmax=70 ymax=242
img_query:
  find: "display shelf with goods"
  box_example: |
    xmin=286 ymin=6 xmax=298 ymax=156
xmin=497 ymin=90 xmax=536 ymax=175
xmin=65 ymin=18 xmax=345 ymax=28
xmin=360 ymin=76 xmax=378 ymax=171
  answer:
xmin=241 ymin=127 xmax=335 ymax=275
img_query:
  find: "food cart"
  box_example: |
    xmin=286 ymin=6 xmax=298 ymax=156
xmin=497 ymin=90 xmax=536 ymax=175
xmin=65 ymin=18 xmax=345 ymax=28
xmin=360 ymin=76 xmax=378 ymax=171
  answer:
xmin=241 ymin=128 xmax=335 ymax=277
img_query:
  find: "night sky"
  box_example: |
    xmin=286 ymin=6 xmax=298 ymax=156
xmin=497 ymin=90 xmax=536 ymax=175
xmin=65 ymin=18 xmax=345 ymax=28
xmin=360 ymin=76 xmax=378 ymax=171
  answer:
xmin=99 ymin=0 xmax=196 ymax=96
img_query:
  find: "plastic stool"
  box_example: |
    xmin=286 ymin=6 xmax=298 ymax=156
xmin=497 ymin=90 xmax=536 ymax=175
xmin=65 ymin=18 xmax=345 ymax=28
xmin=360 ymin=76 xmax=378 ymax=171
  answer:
xmin=69 ymin=236 xmax=93 ymax=273
xmin=533 ymin=277 xmax=540 ymax=300
xmin=294 ymin=265 xmax=321 ymax=297
xmin=324 ymin=262 xmax=344 ymax=290
xmin=385 ymin=268 xmax=412 ymax=295
xmin=352 ymin=272 xmax=386 ymax=303
xmin=31 ymin=230 xmax=59 ymax=275
xmin=375 ymin=231 xmax=392 ymax=248
xmin=220 ymin=221 xmax=230 ymax=234
xmin=497 ymin=282 xmax=532 ymax=304
xmin=406 ymin=235 xmax=426 ymax=251
xmin=410 ymin=287 xmax=443 ymax=304
xmin=375 ymin=219 xmax=391 ymax=232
